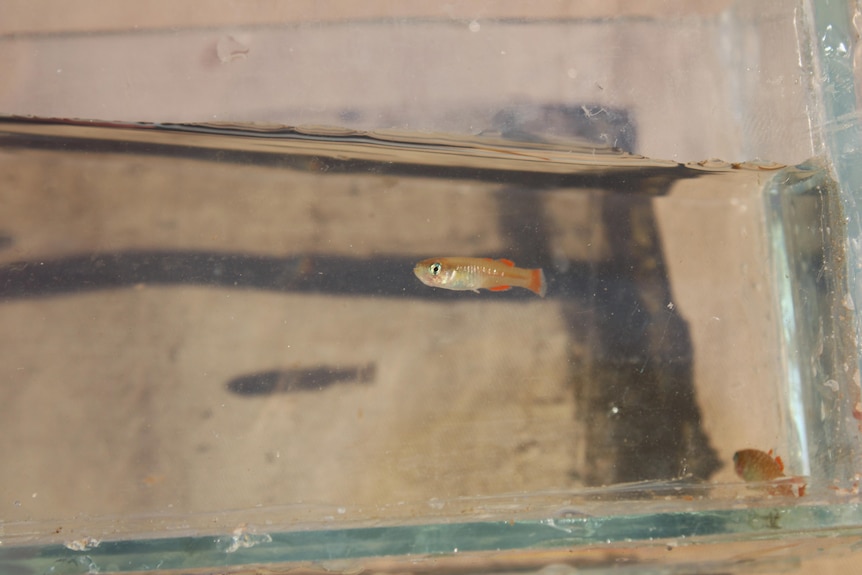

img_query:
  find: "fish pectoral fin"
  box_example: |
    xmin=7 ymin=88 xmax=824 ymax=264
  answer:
xmin=489 ymin=285 xmax=511 ymax=292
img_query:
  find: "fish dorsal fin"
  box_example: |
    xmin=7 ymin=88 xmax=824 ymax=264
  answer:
xmin=498 ymin=258 xmax=515 ymax=267
xmin=489 ymin=285 xmax=511 ymax=292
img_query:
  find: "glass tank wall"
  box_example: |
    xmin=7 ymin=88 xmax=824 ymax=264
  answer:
xmin=1 ymin=2 xmax=861 ymax=574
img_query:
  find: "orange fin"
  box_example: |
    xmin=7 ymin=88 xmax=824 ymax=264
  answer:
xmin=528 ymin=268 xmax=547 ymax=297
xmin=498 ymin=258 xmax=515 ymax=267
xmin=775 ymin=455 xmax=784 ymax=472
xmin=489 ymin=285 xmax=511 ymax=292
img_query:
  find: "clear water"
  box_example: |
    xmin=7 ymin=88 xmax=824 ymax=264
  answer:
xmin=0 ymin=119 xmax=859 ymax=573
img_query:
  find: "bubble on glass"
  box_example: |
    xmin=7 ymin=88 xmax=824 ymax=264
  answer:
xmin=64 ymin=536 xmax=101 ymax=551
xmin=222 ymin=524 xmax=272 ymax=553
xmin=216 ymin=35 xmax=250 ymax=64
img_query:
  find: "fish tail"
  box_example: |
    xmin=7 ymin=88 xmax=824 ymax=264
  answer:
xmin=528 ymin=268 xmax=546 ymax=297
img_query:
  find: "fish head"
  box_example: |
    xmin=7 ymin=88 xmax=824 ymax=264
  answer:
xmin=414 ymin=258 xmax=457 ymax=288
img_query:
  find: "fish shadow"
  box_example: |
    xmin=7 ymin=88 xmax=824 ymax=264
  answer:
xmin=227 ymin=363 xmax=376 ymax=396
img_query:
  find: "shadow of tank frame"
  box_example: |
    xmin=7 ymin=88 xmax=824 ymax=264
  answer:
xmin=495 ymin=177 xmax=722 ymax=486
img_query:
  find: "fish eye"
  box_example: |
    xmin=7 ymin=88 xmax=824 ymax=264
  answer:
xmin=429 ymin=262 xmax=442 ymax=276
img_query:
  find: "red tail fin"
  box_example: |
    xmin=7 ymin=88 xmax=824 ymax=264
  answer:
xmin=528 ymin=269 xmax=546 ymax=297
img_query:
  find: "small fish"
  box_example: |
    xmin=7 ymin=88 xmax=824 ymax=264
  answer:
xmin=413 ymin=257 xmax=546 ymax=297
xmin=733 ymin=449 xmax=785 ymax=482
xmin=733 ymin=448 xmax=806 ymax=497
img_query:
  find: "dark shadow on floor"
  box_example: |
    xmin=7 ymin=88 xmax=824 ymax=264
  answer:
xmin=0 ymin=249 xmax=595 ymax=301
xmin=227 ymin=363 xmax=376 ymax=395
xmin=494 ymin=171 xmax=721 ymax=487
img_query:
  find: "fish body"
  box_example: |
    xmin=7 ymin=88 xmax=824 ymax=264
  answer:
xmin=733 ymin=448 xmax=806 ymax=497
xmin=413 ymin=257 xmax=546 ymax=297
xmin=733 ymin=449 xmax=785 ymax=482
